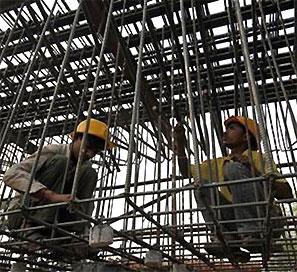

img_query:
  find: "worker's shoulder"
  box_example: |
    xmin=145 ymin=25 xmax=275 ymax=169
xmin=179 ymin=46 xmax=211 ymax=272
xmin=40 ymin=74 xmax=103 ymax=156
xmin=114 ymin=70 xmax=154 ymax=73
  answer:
xmin=201 ymin=157 xmax=225 ymax=165
xmin=246 ymin=150 xmax=268 ymax=164
xmin=41 ymin=143 xmax=69 ymax=155
xmin=243 ymin=150 xmax=261 ymax=157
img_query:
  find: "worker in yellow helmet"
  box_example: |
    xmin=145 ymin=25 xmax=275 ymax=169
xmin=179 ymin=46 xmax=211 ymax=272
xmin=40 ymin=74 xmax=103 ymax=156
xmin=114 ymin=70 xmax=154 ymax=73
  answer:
xmin=174 ymin=116 xmax=292 ymax=262
xmin=3 ymin=118 xmax=114 ymax=254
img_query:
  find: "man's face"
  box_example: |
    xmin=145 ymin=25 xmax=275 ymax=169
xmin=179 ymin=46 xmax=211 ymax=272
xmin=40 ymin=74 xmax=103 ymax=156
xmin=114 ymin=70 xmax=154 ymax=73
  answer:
xmin=71 ymin=137 xmax=103 ymax=161
xmin=223 ymin=122 xmax=247 ymax=149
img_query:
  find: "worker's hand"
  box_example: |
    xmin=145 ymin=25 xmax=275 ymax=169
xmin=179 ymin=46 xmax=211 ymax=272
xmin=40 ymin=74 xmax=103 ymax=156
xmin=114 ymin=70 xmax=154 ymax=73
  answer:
xmin=33 ymin=188 xmax=73 ymax=203
xmin=45 ymin=191 xmax=73 ymax=203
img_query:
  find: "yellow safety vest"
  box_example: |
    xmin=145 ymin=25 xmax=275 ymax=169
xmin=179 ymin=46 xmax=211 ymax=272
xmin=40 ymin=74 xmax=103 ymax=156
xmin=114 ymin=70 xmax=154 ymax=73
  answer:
xmin=190 ymin=150 xmax=286 ymax=202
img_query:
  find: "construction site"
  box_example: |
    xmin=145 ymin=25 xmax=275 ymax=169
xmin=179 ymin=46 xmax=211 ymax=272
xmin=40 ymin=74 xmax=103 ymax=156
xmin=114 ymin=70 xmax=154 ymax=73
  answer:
xmin=0 ymin=0 xmax=297 ymax=271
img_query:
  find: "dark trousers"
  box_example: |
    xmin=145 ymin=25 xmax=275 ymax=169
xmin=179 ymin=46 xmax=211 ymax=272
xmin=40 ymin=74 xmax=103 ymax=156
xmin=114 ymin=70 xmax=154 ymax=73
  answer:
xmin=194 ymin=161 xmax=265 ymax=235
xmin=8 ymin=154 xmax=97 ymax=234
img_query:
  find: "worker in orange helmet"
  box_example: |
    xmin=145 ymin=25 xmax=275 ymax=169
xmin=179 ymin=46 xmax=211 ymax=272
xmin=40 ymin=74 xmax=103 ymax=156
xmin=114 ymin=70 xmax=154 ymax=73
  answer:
xmin=4 ymin=118 xmax=114 ymax=253
xmin=174 ymin=116 xmax=292 ymax=262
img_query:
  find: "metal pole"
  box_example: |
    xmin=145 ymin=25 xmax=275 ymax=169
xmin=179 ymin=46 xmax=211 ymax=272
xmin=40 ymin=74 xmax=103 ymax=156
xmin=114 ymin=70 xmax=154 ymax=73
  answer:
xmin=20 ymin=0 xmax=81 ymax=206
xmin=0 ymin=0 xmax=57 ymax=153
xmin=124 ymin=0 xmax=148 ymax=194
xmin=233 ymin=0 xmax=274 ymax=171
xmin=70 ymin=0 xmax=114 ymax=197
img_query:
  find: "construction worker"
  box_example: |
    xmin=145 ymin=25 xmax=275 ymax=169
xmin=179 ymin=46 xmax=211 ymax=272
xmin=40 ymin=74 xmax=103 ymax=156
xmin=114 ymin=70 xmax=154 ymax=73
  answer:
xmin=174 ymin=116 xmax=293 ymax=260
xmin=3 ymin=118 xmax=114 ymax=251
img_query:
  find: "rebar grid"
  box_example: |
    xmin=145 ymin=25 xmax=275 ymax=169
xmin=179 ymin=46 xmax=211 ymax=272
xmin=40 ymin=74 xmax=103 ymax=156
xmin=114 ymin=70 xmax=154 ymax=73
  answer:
xmin=0 ymin=0 xmax=297 ymax=271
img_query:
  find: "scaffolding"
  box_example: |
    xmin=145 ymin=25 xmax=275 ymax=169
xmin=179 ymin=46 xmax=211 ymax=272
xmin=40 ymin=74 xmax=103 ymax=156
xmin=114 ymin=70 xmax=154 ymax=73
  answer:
xmin=0 ymin=0 xmax=297 ymax=271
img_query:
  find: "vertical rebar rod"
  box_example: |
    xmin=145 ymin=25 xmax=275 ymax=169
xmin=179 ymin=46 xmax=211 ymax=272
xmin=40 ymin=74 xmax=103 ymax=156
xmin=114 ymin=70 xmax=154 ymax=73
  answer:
xmin=0 ymin=3 xmax=25 ymax=65
xmin=70 ymin=0 xmax=114 ymax=197
xmin=124 ymin=0 xmax=148 ymax=194
xmin=0 ymin=0 xmax=58 ymax=154
xmin=20 ymin=0 xmax=81 ymax=206
xmin=258 ymin=0 xmax=297 ymax=141
xmin=180 ymin=1 xmax=241 ymax=268
xmin=171 ymin=40 xmax=177 ymax=260
xmin=119 ymin=0 xmax=148 ymax=253
xmin=233 ymin=1 xmax=282 ymax=268
xmin=233 ymin=0 xmax=273 ymax=171
xmin=179 ymin=1 xmax=200 ymax=185
xmin=294 ymin=1 xmax=297 ymax=67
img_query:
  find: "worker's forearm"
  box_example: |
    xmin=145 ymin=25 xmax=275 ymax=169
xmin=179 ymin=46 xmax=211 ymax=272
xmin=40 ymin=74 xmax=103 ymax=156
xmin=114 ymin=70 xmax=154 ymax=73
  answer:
xmin=177 ymin=152 xmax=191 ymax=178
xmin=32 ymin=188 xmax=54 ymax=201
xmin=177 ymin=148 xmax=191 ymax=178
xmin=173 ymin=122 xmax=191 ymax=178
xmin=32 ymin=188 xmax=72 ymax=203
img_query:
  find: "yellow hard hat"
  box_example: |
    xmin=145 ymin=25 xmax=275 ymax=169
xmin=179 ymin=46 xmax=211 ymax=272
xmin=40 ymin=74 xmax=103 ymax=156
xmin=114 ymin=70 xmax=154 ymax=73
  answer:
xmin=224 ymin=115 xmax=259 ymax=140
xmin=76 ymin=118 xmax=114 ymax=149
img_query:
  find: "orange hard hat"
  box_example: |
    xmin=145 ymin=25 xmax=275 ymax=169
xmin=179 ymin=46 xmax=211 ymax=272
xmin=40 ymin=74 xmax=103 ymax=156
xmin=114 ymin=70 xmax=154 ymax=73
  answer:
xmin=224 ymin=115 xmax=259 ymax=140
xmin=76 ymin=118 xmax=115 ymax=149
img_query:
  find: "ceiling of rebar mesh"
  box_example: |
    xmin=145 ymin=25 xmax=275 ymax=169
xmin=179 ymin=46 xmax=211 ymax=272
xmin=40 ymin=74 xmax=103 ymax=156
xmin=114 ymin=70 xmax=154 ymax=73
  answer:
xmin=0 ymin=0 xmax=297 ymax=271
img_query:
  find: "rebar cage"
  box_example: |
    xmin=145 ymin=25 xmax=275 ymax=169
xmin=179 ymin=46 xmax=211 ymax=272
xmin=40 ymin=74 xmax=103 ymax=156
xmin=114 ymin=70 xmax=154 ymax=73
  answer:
xmin=0 ymin=0 xmax=297 ymax=271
